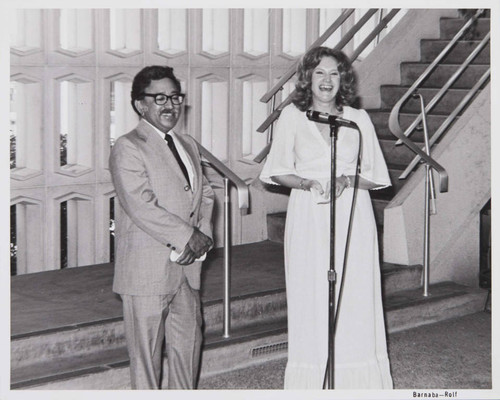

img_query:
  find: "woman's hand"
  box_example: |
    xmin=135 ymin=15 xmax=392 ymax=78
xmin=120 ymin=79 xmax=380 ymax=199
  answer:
xmin=301 ymin=179 xmax=324 ymax=194
xmin=331 ymin=175 xmax=351 ymax=198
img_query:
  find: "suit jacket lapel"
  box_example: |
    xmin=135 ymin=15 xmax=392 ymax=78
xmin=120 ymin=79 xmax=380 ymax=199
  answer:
xmin=136 ymin=120 xmax=189 ymax=185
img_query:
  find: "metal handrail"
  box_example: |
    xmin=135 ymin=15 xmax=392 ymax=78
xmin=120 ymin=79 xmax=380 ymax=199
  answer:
xmin=256 ymin=8 xmax=401 ymax=135
xmin=388 ymin=8 xmax=487 ymax=193
xmin=389 ymin=103 xmax=449 ymax=192
xmin=196 ymin=141 xmax=249 ymax=211
xmin=194 ymin=140 xmax=250 ymax=338
xmin=400 ymin=67 xmax=490 ymax=179
xmin=350 ymin=9 xmax=400 ymax=61
xmin=393 ymin=8 xmax=485 ymax=146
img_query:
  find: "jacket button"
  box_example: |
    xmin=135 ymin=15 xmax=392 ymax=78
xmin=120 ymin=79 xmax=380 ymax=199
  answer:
xmin=167 ymin=243 xmax=171 ymax=248
xmin=184 ymin=185 xmax=190 ymax=191
xmin=172 ymin=247 xmax=176 ymax=251
xmin=190 ymin=212 xmax=194 ymax=218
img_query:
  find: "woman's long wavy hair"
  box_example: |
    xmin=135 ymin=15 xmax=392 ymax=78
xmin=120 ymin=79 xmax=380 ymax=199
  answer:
xmin=293 ymin=47 xmax=357 ymax=112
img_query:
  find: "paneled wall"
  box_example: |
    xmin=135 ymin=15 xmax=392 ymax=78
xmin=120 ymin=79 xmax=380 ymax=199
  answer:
xmin=10 ymin=8 xmax=394 ymax=274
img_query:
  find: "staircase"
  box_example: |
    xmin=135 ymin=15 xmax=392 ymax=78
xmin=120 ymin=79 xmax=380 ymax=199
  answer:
xmin=268 ymin=12 xmax=490 ymax=257
xmin=370 ymin=12 xmax=490 ymax=224
xmin=10 ymin=13 xmax=490 ymax=390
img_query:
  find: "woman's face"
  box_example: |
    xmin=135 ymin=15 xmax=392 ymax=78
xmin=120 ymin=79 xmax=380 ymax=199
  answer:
xmin=310 ymin=56 xmax=340 ymax=109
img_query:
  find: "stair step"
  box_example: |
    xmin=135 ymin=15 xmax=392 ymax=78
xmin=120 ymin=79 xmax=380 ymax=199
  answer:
xmin=420 ymin=39 xmax=490 ymax=64
xmin=12 ymin=320 xmax=289 ymax=390
xmin=384 ymin=281 xmax=488 ymax=333
xmin=11 ymin=346 xmax=130 ymax=390
xmin=380 ymin=138 xmax=422 ymax=167
xmin=439 ymin=17 xmax=490 ymax=40
xmin=380 ymin=86 xmax=482 ymax=114
xmin=401 ymin=63 xmax=490 ymax=89
xmin=266 ymin=211 xmax=286 ymax=244
xmin=381 ymin=263 xmax=422 ymax=295
xmin=11 ymin=288 xmax=287 ymax=371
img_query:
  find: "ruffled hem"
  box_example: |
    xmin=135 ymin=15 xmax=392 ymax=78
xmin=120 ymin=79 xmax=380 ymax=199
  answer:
xmin=335 ymin=357 xmax=393 ymax=389
xmin=284 ymin=363 xmax=326 ymax=389
xmin=284 ymin=357 xmax=393 ymax=390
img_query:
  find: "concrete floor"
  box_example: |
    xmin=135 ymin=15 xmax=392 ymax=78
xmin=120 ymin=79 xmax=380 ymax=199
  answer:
xmin=198 ymin=311 xmax=492 ymax=390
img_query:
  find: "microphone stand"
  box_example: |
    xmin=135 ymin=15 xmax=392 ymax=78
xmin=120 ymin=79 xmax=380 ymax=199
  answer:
xmin=326 ymin=119 xmax=339 ymax=389
xmin=307 ymin=110 xmax=360 ymax=390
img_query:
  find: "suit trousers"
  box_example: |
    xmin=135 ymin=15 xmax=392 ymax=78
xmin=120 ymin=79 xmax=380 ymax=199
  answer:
xmin=121 ymin=278 xmax=202 ymax=389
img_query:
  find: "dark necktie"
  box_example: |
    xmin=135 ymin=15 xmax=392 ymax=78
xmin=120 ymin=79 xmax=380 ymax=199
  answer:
xmin=164 ymin=133 xmax=191 ymax=187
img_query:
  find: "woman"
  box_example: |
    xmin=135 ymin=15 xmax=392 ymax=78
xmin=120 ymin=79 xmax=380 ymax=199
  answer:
xmin=260 ymin=47 xmax=393 ymax=389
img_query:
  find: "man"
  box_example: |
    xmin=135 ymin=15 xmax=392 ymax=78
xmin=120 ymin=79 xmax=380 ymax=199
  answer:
xmin=109 ymin=65 xmax=215 ymax=389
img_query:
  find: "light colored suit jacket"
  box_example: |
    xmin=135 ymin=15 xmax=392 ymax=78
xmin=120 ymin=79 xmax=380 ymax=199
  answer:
xmin=109 ymin=119 xmax=215 ymax=295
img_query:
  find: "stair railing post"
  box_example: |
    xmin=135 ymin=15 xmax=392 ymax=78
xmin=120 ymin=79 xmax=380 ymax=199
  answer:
xmin=194 ymin=140 xmax=249 ymax=338
xmin=423 ymin=164 xmax=431 ymax=297
xmin=415 ymin=93 xmax=437 ymax=297
xmin=223 ymin=177 xmax=231 ymax=338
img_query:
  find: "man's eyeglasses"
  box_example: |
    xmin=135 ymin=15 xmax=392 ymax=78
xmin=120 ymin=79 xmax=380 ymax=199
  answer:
xmin=141 ymin=93 xmax=185 ymax=106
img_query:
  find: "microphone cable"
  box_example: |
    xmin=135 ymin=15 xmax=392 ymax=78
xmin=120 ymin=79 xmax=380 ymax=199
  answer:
xmin=334 ymin=127 xmax=362 ymax=334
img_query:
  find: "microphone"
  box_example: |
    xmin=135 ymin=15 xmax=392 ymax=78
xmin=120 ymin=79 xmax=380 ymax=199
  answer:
xmin=306 ymin=110 xmax=357 ymax=129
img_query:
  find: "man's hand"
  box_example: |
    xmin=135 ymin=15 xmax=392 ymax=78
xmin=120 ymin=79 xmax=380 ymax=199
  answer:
xmin=176 ymin=228 xmax=213 ymax=265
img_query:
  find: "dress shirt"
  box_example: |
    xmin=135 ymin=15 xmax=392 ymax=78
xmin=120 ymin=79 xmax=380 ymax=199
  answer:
xmin=143 ymin=119 xmax=194 ymax=190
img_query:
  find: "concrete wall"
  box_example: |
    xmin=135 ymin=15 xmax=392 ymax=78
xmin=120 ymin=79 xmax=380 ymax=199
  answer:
xmin=356 ymin=9 xmax=458 ymax=109
xmin=383 ymin=85 xmax=491 ymax=287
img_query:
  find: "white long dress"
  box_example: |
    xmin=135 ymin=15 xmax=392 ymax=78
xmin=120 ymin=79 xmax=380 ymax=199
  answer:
xmin=260 ymin=104 xmax=393 ymax=389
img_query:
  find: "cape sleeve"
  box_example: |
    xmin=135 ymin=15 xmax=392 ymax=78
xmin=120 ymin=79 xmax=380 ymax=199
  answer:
xmin=259 ymin=106 xmax=297 ymax=185
xmin=357 ymin=109 xmax=392 ymax=189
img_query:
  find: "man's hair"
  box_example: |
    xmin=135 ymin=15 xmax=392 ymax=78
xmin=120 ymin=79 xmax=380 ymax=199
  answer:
xmin=292 ymin=47 xmax=357 ymax=112
xmin=131 ymin=66 xmax=182 ymax=116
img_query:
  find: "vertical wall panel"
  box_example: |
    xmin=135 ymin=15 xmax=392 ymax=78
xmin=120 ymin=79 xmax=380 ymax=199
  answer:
xmin=59 ymin=9 xmax=92 ymax=51
xmin=158 ymin=9 xmax=187 ymax=55
xmin=110 ymin=9 xmax=141 ymax=53
xmin=191 ymin=9 xmax=230 ymax=67
xmin=10 ymin=9 xmax=45 ymax=64
xmin=319 ymin=9 xmax=343 ymax=48
xmin=47 ymin=10 xmax=95 ymax=65
xmin=200 ymin=79 xmax=228 ymax=161
xmin=241 ymin=79 xmax=268 ymax=159
xmin=147 ymin=9 xmax=189 ymax=65
xmin=98 ymin=68 xmax=140 ymax=181
xmin=99 ymin=9 xmax=144 ymax=65
xmin=57 ymin=77 xmax=94 ymax=176
xmin=10 ymin=9 xmax=42 ymax=52
xmin=110 ymin=79 xmax=136 ymax=145
xmin=11 ymin=197 xmax=44 ymax=274
xmin=282 ymin=9 xmax=307 ymax=57
xmin=243 ymin=9 xmax=269 ymax=56
xmin=10 ymin=75 xmax=43 ymax=181
xmin=202 ymin=9 xmax=229 ymax=55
